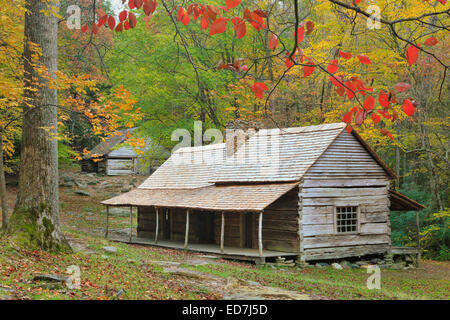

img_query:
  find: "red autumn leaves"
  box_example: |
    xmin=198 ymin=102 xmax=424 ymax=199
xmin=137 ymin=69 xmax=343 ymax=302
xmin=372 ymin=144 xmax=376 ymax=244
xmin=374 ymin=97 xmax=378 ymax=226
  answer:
xmin=406 ymin=36 xmax=439 ymax=66
xmin=342 ymin=79 xmax=416 ymax=139
xmin=176 ymin=2 xmax=268 ymax=39
xmin=251 ymin=82 xmax=269 ymax=99
xmin=81 ymin=0 xmax=156 ymax=34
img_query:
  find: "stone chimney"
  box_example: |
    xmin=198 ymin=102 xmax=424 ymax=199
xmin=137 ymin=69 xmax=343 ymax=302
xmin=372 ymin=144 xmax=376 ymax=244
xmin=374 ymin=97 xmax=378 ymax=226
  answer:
xmin=225 ymin=120 xmax=259 ymax=156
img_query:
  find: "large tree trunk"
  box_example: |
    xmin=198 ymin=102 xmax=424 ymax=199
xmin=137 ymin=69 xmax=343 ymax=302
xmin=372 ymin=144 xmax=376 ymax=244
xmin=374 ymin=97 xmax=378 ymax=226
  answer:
xmin=9 ymin=0 xmax=69 ymax=251
xmin=0 ymin=129 xmax=8 ymax=229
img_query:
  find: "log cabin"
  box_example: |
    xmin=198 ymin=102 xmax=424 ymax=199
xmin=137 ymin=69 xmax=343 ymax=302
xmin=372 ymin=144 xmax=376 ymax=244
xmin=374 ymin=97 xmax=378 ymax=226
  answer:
xmin=81 ymin=128 xmax=166 ymax=176
xmin=101 ymin=123 xmax=424 ymax=263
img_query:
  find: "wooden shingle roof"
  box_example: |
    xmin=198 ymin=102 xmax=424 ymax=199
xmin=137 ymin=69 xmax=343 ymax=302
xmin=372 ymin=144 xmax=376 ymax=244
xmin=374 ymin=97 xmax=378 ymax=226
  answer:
xmin=138 ymin=143 xmax=226 ymax=189
xmin=85 ymin=128 xmax=137 ymax=159
xmin=102 ymin=122 xmax=399 ymax=211
xmin=102 ymin=182 xmax=299 ymax=212
xmin=212 ymin=123 xmax=347 ymax=183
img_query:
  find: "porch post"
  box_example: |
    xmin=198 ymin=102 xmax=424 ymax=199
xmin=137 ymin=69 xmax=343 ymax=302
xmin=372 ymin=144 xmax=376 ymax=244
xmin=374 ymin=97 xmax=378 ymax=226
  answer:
xmin=220 ymin=212 xmax=225 ymax=254
xmin=129 ymin=206 xmax=133 ymax=242
xmin=184 ymin=209 xmax=190 ymax=249
xmin=416 ymin=210 xmax=421 ymax=267
xmin=258 ymin=211 xmax=263 ymax=257
xmin=104 ymin=205 xmax=109 ymax=238
xmin=155 ymin=207 xmax=159 ymax=244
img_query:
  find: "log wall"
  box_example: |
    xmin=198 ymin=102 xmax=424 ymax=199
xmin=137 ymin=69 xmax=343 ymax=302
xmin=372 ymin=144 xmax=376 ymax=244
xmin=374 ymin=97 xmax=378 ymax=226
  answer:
xmin=137 ymin=207 xmax=211 ymax=243
xmin=301 ymin=131 xmax=391 ymax=260
xmin=259 ymin=188 xmax=299 ymax=252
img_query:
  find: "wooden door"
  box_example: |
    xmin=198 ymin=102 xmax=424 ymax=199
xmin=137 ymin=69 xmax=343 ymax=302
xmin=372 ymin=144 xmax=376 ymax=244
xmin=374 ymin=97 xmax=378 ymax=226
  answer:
xmin=197 ymin=212 xmax=214 ymax=243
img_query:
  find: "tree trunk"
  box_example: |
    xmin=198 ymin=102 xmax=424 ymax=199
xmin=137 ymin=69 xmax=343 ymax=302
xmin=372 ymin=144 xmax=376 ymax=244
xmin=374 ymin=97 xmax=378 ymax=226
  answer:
xmin=0 ymin=129 xmax=8 ymax=229
xmin=9 ymin=0 xmax=69 ymax=251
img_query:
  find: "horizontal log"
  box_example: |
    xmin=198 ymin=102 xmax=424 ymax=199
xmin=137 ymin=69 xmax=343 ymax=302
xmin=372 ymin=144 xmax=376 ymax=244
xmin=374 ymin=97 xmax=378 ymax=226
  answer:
xmin=263 ymin=210 xmax=299 ymax=221
xmin=263 ymin=239 xmax=298 ymax=253
xmin=301 ymin=206 xmax=334 ymax=215
xmin=303 ymin=224 xmax=334 ymax=236
xmin=262 ymin=219 xmax=298 ymax=232
xmin=301 ymin=187 xmax=387 ymax=198
xmin=303 ymin=179 xmax=389 ymax=188
xmin=302 ymin=195 xmax=388 ymax=206
xmin=360 ymin=211 xmax=388 ymax=223
xmin=360 ymin=222 xmax=388 ymax=235
xmin=303 ymin=213 xmax=333 ymax=225
xmin=304 ymin=244 xmax=389 ymax=260
xmin=262 ymin=229 xmax=298 ymax=241
xmin=304 ymin=234 xmax=389 ymax=249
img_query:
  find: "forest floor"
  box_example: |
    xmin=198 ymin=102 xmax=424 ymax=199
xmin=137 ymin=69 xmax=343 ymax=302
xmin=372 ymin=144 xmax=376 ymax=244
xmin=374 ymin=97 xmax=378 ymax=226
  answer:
xmin=0 ymin=168 xmax=449 ymax=300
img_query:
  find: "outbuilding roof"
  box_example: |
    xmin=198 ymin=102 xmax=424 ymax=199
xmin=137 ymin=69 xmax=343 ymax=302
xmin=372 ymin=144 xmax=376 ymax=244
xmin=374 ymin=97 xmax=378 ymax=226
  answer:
xmin=85 ymin=128 xmax=137 ymax=159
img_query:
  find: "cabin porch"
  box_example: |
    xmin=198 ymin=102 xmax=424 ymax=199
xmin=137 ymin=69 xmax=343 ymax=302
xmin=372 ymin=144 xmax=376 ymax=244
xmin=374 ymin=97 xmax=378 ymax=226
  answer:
xmin=107 ymin=234 xmax=298 ymax=263
xmin=103 ymin=195 xmax=300 ymax=263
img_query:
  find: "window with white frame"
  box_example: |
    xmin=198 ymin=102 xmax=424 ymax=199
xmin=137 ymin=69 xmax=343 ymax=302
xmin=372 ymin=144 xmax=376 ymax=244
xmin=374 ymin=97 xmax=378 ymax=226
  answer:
xmin=335 ymin=206 xmax=359 ymax=234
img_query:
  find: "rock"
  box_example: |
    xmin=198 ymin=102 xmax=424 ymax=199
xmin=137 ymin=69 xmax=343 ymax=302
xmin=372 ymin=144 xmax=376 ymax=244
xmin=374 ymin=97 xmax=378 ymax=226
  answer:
xmin=163 ymin=267 xmax=218 ymax=281
xmin=384 ymin=253 xmax=394 ymax=265
xmin=355 ymin=261 xmax=369 ymax=266
xmin=106 ymin=207 xmax=129 ymax=217
xmin=391 ymin=262 xmax=406 ymax=270
xmin=121 ymin=187 xmax=132 ymax=193
xmin=33 ymin=274 xmax=69 ymax=283
xmin=148 ymin=260 xmax=181 ymax=267
xmin=75 ymin=181 xmax=88 ymax=189
xmin=315 ymin=263 xmax=328 ymax=268
xmin=0 ymin=286 xmax=15 ymax=299
xmin=295 ymin=260 xmax=309 ymax=268
xmin=198 ymin=255 xmax=219 ymax=260
xmin=63 ymin=176 xmax=75 ymax=183
xmin=349 ymin=264 xmax=360 ymax=269
xmin=185 ymin=258 xmax=219 ymax=266
xmin=60 ymin=183 xmax=73 ymax=188
xmin=370 ymin=258 xmax=382 ymax=264
xmin=74 ymin=190 xmax=91 ymax=197
xmin=224 ymin=277 xmax=310 ymax=300
xmin=102 ymin=246 xmax=118 ymax=254
xmin=332 ymin=263 xmax=343 ymax=270
xmin=115 ymin=289 xmax=126 ymax=299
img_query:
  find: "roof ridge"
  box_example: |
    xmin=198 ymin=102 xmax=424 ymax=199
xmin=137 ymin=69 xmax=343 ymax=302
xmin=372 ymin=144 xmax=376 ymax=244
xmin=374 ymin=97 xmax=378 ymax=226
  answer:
xmin=255 ymin=123 xmax=346 ymax=136
xmin=175 ymin=142 xmax=226 ymax=153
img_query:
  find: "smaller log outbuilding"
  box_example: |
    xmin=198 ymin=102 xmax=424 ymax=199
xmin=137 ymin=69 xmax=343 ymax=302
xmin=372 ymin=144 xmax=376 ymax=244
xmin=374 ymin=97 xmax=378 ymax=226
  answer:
xmin=81 ymin=128 xmax=166 ymax=176
xmin=101 ymin=123 xmax=424 ymax=263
